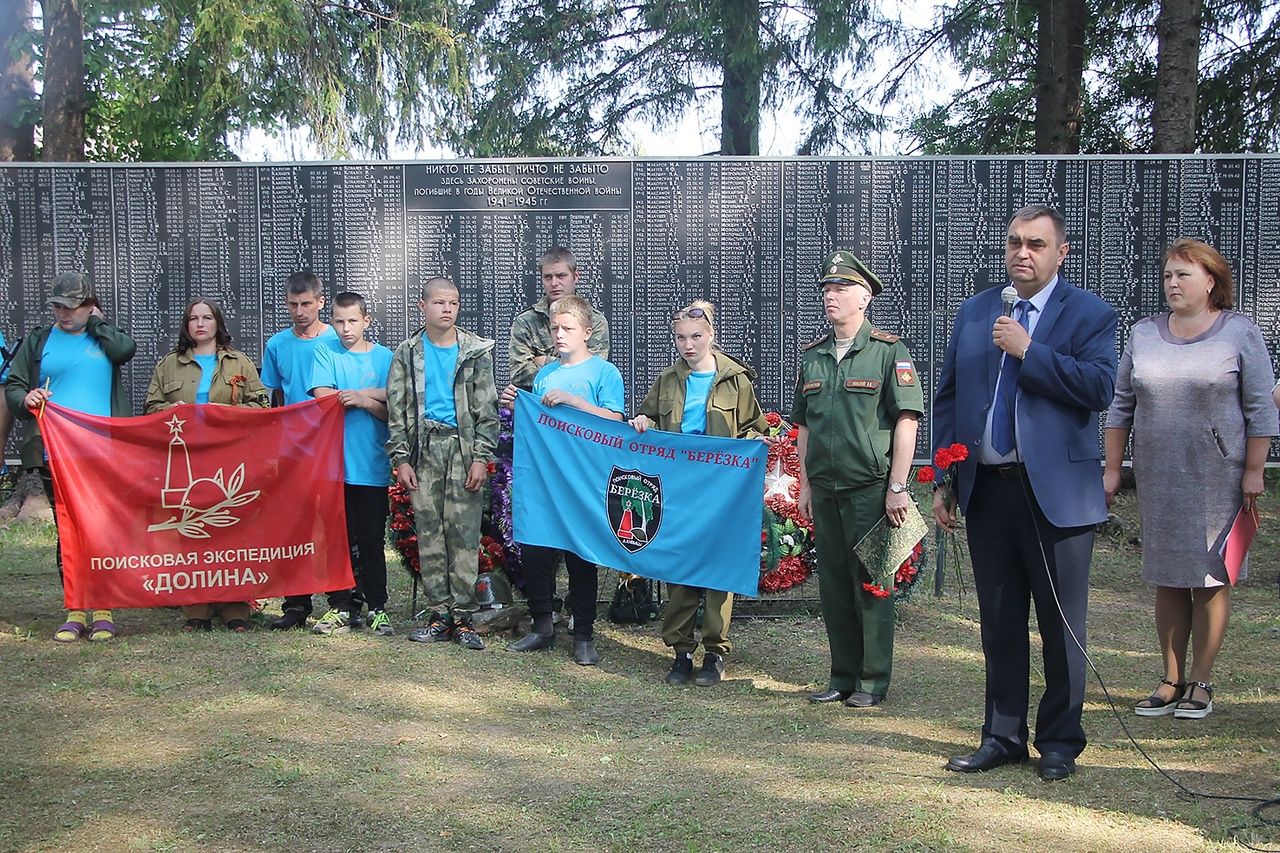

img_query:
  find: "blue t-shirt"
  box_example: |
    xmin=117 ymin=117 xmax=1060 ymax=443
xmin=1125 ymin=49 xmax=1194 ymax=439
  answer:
xmin=310 ymin=343 xmax=394 ymax=487
xmin=422 ymin=335 xmax=459 ymax=426
xmin=681 ymin=370 xmax=716 ymax=435
xmin=260 ymin=326 xmax=339 ymax=405
xmin=532 ymin=356 xmax=626 ymax=413
xmin=41 ymin=326 xmax=112 ymax=416
xmin=0 ymin=329 xmax=10 ymax=382
xmin=194 ymin=354 xmax=217 ymax=404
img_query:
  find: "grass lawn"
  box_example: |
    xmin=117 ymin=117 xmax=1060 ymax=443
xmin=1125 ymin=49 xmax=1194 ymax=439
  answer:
xmin=1 ymin=486 xmax=1279 ymax=852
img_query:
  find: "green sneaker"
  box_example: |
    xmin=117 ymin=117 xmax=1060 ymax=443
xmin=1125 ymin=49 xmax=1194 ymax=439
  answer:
xmin=312 ymin=609 xmax=351 ymax=635
xmin=367 ymin=609 xmax=394 ymax=636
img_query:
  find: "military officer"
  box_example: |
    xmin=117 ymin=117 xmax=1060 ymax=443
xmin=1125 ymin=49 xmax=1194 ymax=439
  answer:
xmin=792 ymin=250 xmax=923 ymax=708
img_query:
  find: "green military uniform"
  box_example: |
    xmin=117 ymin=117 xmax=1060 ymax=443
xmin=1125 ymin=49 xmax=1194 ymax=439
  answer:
xmin=791 ymin=257 xmax=924 ymax=700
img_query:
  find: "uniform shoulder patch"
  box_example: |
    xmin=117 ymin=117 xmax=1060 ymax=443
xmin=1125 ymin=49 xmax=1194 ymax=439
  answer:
xmin=869 ymin=328 xmax=900 ymax=343
xmin=895 ymin=359 xmax=917 ymax=387
xmin=801 ymin=335 xmax=828 ymax=351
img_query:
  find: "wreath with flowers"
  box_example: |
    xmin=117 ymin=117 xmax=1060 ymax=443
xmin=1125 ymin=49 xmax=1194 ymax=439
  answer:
xmin=855 ymin=443 xmax=971 ymax=603
xmin=759 ymin=412 xmax=818 ymax=593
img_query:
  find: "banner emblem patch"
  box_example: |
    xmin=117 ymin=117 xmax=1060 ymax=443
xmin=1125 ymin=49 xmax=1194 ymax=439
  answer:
xmin=608 ymin=467 xmax=663 ymax=553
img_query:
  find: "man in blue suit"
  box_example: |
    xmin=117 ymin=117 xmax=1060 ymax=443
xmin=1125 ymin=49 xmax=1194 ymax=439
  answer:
xmin=932 ymin=204 xmax=1117 ymax=781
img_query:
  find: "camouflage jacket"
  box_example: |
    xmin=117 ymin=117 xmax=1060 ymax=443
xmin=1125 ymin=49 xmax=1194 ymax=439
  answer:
xmin=386 ymin=326 xmax=499 ymax=470
xmin=508 ymin=296 xmax=610 ymax=389
xmin=635 ymin=349 xmax=768 ymax=439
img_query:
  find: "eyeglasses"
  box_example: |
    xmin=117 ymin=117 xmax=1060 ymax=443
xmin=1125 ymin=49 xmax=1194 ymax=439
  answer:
xmin=670 ymin=307 xmax=708 ymax=321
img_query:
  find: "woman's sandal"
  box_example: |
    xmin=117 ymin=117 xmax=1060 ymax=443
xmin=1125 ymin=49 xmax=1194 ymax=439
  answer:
xmin=53 ymin=613 xmax=89 ymax=643
xmin=182 ymin=618 xmax=213 ymax=633
xmin=225 ymin=619 xmax=252 ymax=633
xmin=88 ymin=617 xmax=117 ymax=637
xmin=1174 ymin=681 xmax=1214 ymax=720
xmin=1134 ymin=678 xmax=1186 ymax=717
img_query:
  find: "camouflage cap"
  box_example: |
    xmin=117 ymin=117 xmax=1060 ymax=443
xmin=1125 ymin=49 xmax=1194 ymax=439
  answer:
xmin=49 ymin=272 xmax=94 ymax=308
xmin=818 ymin=250 xmax=882 ymax=296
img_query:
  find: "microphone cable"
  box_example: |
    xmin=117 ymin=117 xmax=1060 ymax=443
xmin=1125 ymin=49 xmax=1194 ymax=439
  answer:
xmin=1004 ymin=398 xmax=1280 ymax=850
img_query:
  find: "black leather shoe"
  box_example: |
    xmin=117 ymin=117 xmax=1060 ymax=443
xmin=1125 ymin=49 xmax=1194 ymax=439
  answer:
xmin=1037 ymin=752 xmax=1077 ymax=781
xmin=666 ymin=652 xmax=694 ymax=685
xmin=269 ymin=608 xmax=308 ymax=631
xmin=946 ymin=741 xmax=1029 ymax=773
xmin=506 ymin=632 xmax=554 ymax=652
xmin=844 ymin=691 xmax=883 ymax=708
xmin=808 ymin=688 xmax=853 ymax=704
xmin=693 ymin=653 xmax=724 ymax=686
xmin=573 ymin=638 xmax=600 ymax=666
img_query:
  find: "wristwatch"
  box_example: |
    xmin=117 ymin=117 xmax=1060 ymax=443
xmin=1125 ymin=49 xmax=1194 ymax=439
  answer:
xmin=888 ymin=482 xmax=907 ymax=494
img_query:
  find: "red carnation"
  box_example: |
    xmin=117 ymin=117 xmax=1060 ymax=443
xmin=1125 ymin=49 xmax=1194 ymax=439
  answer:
xmin=915 ymin=466 xmax=935 ymax=484
xmin=487 ymin=461 xmax=497 ymax=474
xmin=948 ymin=442 xmax=969 ymax=463
xmin=765 ymin=411 xmax=782 ymax=427
xmin=862 ymin=582 xmax=892 ymax=599
xmin=934 ymin=447 xmax=954 ymax=469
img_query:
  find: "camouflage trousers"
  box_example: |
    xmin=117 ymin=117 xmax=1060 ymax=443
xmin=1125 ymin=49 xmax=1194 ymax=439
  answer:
xmin=409 ymin=429 xmax=482 ymax=615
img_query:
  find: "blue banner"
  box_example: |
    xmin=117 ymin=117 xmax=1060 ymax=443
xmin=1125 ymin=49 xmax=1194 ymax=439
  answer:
xmin=512 ymin=390 xmax=768 ymax=597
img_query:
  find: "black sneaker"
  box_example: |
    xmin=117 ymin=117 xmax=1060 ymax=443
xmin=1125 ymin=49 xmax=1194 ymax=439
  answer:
xmin=407 ymin=611 xmax=453 ymax=643
xmin=693 ymin=652 xmax=725 ymax=686
xmin=665 ymin=652 xmax=694 ymax=685
xmin=269 ymin=608 xmax=308 ymax=631
xmin=453 ymin=615 xmax=485 ymax=650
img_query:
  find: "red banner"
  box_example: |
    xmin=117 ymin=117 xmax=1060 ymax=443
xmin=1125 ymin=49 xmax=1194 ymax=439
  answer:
xmin=40 ymin=397 xmax=353 ymax=609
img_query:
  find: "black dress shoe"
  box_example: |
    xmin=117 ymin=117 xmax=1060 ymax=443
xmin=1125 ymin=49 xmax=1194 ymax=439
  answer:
xmin=808 ymin=688 xmax=853 ymax=704
xmin=1037 ymin=752 xmax=1077 ymax=781
xmin=572 ymin=638 xmax=600 ymax=666
xmin=269 ymin=608 xmax=308 ymax=631
xmin=844 ymin=691 xmax=883 ymax=708
xmin=946 ymin=741 xmax=1029 ymax=773
xmin=506 ymin=632 xmax=554 ymax=652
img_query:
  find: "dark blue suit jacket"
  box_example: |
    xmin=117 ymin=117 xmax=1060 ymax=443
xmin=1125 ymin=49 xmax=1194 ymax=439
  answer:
xmin=932 ymin=279 xmax=1118 ymax=528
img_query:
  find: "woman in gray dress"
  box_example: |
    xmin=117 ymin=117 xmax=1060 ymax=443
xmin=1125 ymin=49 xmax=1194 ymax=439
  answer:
xmin=1104 ymin=238 xmax=1278 ymax=720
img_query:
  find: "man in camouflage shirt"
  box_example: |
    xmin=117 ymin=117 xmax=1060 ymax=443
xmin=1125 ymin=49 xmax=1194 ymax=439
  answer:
xmin=387 ymin=277 xmax=500 ymax=650
xmin=508 ymin=246 xmax=610 ymax=389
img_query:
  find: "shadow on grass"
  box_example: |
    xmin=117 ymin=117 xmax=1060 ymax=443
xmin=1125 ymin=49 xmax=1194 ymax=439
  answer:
xmin=2 ymin=519 xmax=1279 ymax=852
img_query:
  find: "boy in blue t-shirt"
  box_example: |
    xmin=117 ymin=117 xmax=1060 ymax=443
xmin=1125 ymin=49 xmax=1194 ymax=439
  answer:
xmin=498 ymin=295 xmax=624 ymax=666
xmin=387 ymin=277 xmax=500 ymax=651
xmin=261 ymin=271 xmax=341 ymax=630
xmin=308 ymin=292 xmax=395 ymax=636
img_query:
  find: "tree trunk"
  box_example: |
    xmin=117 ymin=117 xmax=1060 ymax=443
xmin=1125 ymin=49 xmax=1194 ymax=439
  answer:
xmin=40 ymin=0 xmax=85 ymax=161
xmin=1033 ymin=0 xmax=1086 ymax=153
xmin=720 ymin=0 xmax=761 ymax=155
xmin=0 ymin=0 xmax=36 ymax=160
xmin=1151 ymin=0 xmax=1203 ymax=153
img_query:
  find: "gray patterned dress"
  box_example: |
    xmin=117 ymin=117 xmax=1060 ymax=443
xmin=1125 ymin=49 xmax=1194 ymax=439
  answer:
xmin=1107 ymin=311 xmax=1278 ymax=587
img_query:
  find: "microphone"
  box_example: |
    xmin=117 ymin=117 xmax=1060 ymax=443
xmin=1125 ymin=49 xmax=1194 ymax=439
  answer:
xmin=1000 ymin=286 xmax=1018 ymax=318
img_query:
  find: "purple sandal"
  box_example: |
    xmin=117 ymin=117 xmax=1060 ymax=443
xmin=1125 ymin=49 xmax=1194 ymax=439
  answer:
xmin=53 ymin=620 xmax=88 ymax=642
xmin=88 ymin=618 xmax=117 ymax=642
